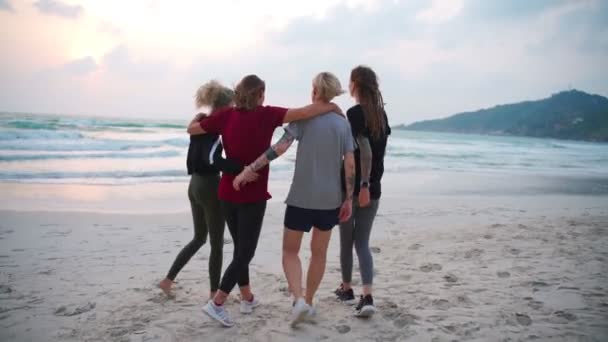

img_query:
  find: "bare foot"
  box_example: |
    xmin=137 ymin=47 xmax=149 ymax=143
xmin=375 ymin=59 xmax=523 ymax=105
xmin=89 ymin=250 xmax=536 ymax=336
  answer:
xmin=159 ymin=278 xmax=175 ymax=297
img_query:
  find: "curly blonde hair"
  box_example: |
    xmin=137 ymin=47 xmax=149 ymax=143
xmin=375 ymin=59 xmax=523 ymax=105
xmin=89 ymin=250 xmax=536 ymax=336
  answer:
xmin=195 ymin=80 xmax=234 ymax=111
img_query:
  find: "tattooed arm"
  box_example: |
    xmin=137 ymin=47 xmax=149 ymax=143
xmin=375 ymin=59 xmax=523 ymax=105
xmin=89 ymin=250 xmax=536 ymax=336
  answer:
xmin=357 ymin=135 xmax=372 ymax=207
xmin=339 ymin=151 xmax=355 ymax=222
xmin=232 ymin=130 xmax=296 ymax=190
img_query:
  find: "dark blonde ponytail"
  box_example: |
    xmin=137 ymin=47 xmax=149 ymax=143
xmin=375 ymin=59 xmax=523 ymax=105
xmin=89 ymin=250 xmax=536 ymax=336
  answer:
xmin=234 ymin=75 xmax=265 ymax=111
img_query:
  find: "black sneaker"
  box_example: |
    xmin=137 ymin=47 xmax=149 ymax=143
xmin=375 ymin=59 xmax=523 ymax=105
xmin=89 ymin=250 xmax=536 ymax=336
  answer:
xmin=335 ymin=285 xmax=356 ymax=305
xmin=355 ymin=295 xmax=376 ymax=318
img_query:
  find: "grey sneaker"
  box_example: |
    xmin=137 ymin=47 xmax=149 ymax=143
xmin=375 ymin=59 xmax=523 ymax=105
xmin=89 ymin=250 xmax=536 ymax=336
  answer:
xmin=291 ymin=298 xmax=310 ymax=328
xmin=202 ymin=300 xmax=235 ymax=327
xmin=240 ymin=296 xmax=260 ymax=314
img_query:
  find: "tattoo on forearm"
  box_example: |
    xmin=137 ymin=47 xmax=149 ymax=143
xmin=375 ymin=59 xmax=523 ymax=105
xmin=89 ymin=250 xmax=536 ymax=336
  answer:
xmin=265 ymin=148 xmax=279 ymax=161
xmin=357 ymin=135 xmax=372 ymax=183
xmin=344 ymin=153 xmax=355 ymax=201
xmin=346 ymin=174 xmax=355 ymax=201
xmin=249 ymin=131 xmax=295 ymax=172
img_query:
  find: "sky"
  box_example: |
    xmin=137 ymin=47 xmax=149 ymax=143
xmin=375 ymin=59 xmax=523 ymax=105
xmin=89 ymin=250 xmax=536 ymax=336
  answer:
xmin=0 ymin=0 xmax=607 ymax=125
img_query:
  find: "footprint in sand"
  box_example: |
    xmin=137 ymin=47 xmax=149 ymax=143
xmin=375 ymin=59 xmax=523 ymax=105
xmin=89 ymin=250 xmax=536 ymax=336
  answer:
xmin=393 ymin=314 xmax=418 ymax=328
xmin=553 ymin=310 xmax=577 ymax=322
xmin=508 ymin=248 xmax=521 ymax=255
xmin=456 ymin=294 xmax=474 ymax=305
xmin=408 ymin=243 xmax=423 ymax=251
xmin=43 ymin=229 xmax=72 ymax=238
xmin=419 ymin=263 xmax=442 ymax=272
xmin=399 ymin=274 xmax=412 ymax=281
xmin=443 ymin=273 xmax=458 ymax=283
xmin=525 ymin=298 xmax=544 ymax=310
xmin=336 ymin=325 xmax=351 ymax=334
xmin=497 ymin=271 xmax=511 ymax=278
xmin=483 ymin=234 xmax=494 ymax=240
xmin=524 ymin=280 xmax=550 ymax=289
xmin=0 ymin=285 xmax=12 ymax=294
xmin=54 ymin=302 xmax=96 ymax=317
xmin=515 ymin=313 xmax=532 ymax=326
xmin=370 ymin=247 xmax=381 ymax=254
xmin=464 ymin=249 xmax=484 ymax=259
xmin=432 ymin=299 xmax=451 ymax=310
xmin=381 ymin=301 xmax=419 ymax=328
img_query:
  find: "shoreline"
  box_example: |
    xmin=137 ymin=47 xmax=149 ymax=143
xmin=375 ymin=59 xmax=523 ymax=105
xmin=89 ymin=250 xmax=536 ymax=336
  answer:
xmin=1 ymin=171 xmax=608 ymax=215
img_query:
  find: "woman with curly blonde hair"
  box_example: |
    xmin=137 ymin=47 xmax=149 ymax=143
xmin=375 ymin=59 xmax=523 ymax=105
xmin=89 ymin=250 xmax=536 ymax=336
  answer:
xmin=159 ymin=81 xmax=251 ymax=299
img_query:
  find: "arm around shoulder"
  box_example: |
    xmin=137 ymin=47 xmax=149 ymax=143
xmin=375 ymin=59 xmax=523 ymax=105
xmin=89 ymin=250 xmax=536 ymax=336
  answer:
xmin=283 ymin=102 xmax=342 ymax=123
xmin=187 ymin=121 xmax=206 ymax=135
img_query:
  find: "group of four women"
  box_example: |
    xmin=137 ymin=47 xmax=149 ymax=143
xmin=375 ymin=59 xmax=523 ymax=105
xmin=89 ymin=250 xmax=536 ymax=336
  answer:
xmin=158 ymin=65 xmax=390 ymax=328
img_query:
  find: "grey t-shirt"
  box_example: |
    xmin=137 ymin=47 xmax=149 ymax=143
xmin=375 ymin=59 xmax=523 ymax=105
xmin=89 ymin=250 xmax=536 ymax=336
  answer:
xmin=284 ymin=112 xmax=355 ymax=210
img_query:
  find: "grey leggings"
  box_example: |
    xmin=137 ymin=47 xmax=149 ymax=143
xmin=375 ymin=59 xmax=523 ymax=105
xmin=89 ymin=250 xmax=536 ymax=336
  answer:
xmin=339 ymin=199 xmax=379 ymax=286
xmin=166 ymin=174 xmax=225 ymax=292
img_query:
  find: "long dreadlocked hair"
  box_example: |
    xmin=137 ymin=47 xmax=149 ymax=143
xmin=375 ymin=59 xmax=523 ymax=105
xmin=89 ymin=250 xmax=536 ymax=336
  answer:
xmin=350 ymin=65 xmax=386 ymax=140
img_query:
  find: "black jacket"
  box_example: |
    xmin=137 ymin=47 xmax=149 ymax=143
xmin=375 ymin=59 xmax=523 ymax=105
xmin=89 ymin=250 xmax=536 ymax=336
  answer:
xmin=186 ymin=134 xmax=243 ymax=175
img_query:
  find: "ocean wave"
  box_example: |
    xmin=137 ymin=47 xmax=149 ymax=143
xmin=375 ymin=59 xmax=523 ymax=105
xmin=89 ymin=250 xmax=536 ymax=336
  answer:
xmin=386 ymin=151 xmax=482 ymax=160
xmin=0 ymin=150 xmax=181 ymax=162
xmin=163 ymin=138 xmax=189 ymax=147
xmin=0 ymin=129 xmax=84 ymax=141
xmin=0 ymin=169 xmax=186 ymax=180
xmin=0 ymin=137 xmax=188 ymax=151
xmin=1 ymin=117 xmax=184 ymax=131
xmin=94 ymin=121 xmax=184 ymax=129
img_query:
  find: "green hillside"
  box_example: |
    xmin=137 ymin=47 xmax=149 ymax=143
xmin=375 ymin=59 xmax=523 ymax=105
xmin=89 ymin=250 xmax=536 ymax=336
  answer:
xmin=398 ymin=90 xmax=608 ymax=142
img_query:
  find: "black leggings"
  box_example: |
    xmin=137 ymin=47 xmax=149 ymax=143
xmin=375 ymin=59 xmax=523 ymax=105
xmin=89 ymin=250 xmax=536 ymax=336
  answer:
xmin=166 ymin=174 xmax=224 ymax=291
xmin=218 ymin=200 xmax=267 ymax=294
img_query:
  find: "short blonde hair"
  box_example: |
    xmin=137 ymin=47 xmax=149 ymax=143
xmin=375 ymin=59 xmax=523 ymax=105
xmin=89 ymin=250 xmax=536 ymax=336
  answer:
xmin=195 ymin=80 xmax=234 ymax=110
xmin=313 ymin=72 xmax=345 ymax=102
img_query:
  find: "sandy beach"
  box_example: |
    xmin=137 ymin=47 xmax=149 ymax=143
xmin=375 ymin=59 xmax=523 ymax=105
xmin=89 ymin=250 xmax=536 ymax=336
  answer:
xmin=1 ymin=173 xmax=607 ymax=341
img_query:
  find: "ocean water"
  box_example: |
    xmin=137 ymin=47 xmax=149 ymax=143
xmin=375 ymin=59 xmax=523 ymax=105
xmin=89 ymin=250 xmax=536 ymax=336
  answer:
xmin=1 ymin=112 xmax=607 ymax=185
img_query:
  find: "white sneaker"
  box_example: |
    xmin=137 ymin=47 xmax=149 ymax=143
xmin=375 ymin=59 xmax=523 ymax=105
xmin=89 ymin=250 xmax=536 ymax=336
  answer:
xmin=306 ymin=305 xmax=317 ymax=322
xmin=291 ymin=298 xmax=310 ymax=328
xmin=202 ymin=300 xmax=235 ymax=327
xmin=240 ymin=296 xmax=260 ymax=314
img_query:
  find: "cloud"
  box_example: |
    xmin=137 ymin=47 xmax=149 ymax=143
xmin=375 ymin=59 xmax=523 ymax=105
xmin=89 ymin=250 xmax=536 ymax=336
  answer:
xmin=98 ymin=21 xmax=122 ymax=36
xmin=2 ymin=0 xmax=607 ymax=122
xmin=102 ymin=45 xmax=169 ymax=80
xmin=61 ymin=56 xmax=97 ymax=75
xmin=273 ymin=0 xmax=425 ymax=47
xmin=461 ymin=0 xmax=573 ymax=21
xmin=415 ymin=0 xmax=464 ymax=24
xmin=0 ymin=0 xmax=13 ymax=12
xmin=34 ymin=0 xmax=84 ymax=19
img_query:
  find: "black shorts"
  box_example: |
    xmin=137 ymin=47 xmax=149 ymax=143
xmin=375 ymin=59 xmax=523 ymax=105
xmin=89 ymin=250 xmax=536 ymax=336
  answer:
xmin=284 ymin=205 xmax=340 ymax=232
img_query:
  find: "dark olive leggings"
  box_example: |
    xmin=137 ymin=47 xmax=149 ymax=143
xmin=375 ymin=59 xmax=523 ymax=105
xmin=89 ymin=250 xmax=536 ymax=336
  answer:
xmin=166 ymin=174 xmax=225 ymax=292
